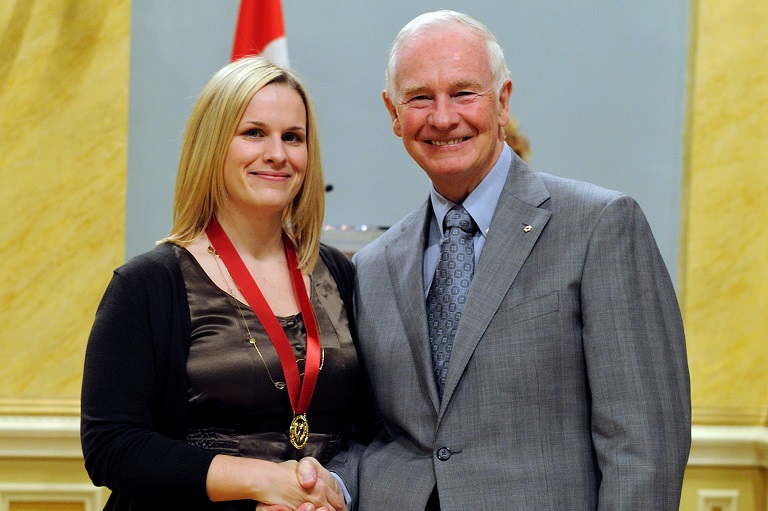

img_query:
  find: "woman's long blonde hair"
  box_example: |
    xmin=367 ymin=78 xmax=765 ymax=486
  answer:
xmin=163 ymin=56 xmax=324 ymax=272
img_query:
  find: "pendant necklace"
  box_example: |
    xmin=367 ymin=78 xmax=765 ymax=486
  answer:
xmin=216 ymin=249 xmax=287 ymax=388
xmin=208 ymin=245 xmax=325 ymax=389
xmin=206 ymin=218 xmax=321 ymax=450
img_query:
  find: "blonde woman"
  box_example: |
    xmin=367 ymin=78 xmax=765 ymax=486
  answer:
xmin=81 ymin=57 xmax=368 ymax=511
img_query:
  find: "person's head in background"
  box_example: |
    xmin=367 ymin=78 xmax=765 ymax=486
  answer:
xmin=504 ymin=116 xmax=531 ymax=163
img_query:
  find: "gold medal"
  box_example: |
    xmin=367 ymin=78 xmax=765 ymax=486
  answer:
xmin=289 ymin=413 xmax=309 ymax=449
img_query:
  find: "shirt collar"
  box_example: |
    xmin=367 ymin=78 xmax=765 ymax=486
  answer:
xmin=429 ymin=144 xmax=512 ymax=238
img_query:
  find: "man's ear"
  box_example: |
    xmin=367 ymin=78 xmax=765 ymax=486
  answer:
xmin=497 ymin=79 xmax=513 ymax=129
xmin=382 ymin=90 xmax=403 ymax=137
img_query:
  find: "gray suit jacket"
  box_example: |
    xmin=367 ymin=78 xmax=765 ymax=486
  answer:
xmin=352 ymin=154 xmax=690 ymax=510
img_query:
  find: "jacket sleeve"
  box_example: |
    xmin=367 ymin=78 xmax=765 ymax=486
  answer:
xmin=319 ymin=244 xmax=381 ymax=511
xmin=80 ymin=251 xmax=217 ymax=504
xmin=581 ymin=195 xmax=691 ymax=509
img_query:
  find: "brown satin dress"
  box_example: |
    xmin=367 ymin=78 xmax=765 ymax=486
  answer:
xmin=174 ymin=246 xmax=359 ymax=506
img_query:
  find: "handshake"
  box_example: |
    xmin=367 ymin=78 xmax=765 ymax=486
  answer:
xmin=208 ymin=455 xmax=348 ymax=511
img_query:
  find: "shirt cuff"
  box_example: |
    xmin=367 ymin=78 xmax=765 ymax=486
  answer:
xmin=330 ymin=472 xmax=351 ymax=507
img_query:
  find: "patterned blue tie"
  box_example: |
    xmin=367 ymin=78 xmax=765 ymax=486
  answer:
xmin=427 ymin=205 xmax=475 ymax=399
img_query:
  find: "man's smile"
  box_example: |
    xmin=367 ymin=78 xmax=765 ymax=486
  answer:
xmin=427 ymin=137 xmax=470 ymax=146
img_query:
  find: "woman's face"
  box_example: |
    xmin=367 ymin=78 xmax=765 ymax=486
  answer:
xmin=222 ymin=82 xmax=308 ymax=217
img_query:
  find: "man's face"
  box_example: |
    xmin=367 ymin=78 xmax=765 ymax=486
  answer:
xmin=383 ymin=25 xmax=512 ymax=202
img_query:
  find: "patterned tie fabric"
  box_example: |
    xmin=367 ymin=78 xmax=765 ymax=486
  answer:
xmin=427 ymin=204 xmax=476 ymax=399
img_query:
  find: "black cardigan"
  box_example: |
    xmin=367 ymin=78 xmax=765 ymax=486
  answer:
xmin=81 ymin=242 xmax=358 ymax=510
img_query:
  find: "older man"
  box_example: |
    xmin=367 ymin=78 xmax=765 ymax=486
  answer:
xmin=350 ymin=10 xmax=690 ymax=510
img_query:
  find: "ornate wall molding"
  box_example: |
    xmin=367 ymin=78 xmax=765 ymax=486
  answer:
xmin=689 ymin=425 xmax=768 ymax=467
xmin=0 ymin=415 xmax=81 ymax=459
xmin=1 ymin=415 xmax=767 ymax=468
xmin=692 ymin=405 xmax=768 ymax=426
xmin=0 ymin=483 xmax=102 ymax=511
xmin=0 ymin=397 xmax=79 ymax=416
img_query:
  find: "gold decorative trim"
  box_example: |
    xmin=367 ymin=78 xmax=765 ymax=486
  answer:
xmin=0 ymin=397 xmax=79 ymax=416
xmin=692 ymin=406 xmax=768 ymax=426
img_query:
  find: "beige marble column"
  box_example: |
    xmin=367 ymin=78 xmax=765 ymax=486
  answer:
xmin=679 ymin=21 xmax=768 ymax=511
xmin=681 ymin=0 xmax=768 ymax=426
xmin=0 ymin=0 xmax=130 ymax=414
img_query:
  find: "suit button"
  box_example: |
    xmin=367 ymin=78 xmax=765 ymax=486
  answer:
xmin=436 ymin=447 xmax=451 ymax=461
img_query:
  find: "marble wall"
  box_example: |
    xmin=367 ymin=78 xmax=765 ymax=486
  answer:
xmin=0 ymin=0 xmax=129 ymax=415
xmin=0 ymin=1 xmax=127 ymax=506
xmin=681 ymin=0 xmax=768 ymax=426
xmin=679 ymin=0 xmax=768 ymax=509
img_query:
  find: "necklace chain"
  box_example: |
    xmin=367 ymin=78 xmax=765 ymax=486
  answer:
xmin=207 ymin=245 xmax=323 ymax=390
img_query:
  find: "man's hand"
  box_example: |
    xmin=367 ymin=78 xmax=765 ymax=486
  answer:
xmin=256 ymin=457 xmax=347 ymax=511
xmin=295 ymin=457 xmax=347 ymax=511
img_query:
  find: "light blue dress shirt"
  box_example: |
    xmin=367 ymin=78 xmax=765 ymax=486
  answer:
xmin=423 ymin=144 xmax=512 ymax=297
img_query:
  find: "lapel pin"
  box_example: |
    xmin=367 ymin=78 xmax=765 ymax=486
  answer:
xmin=523 ymin=224 xmax=533 ymax=233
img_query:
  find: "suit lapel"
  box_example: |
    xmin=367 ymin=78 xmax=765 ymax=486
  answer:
xmin=439 ymin=157 xmax=552 ymax=412
xmin=384 ymin=201 xmax=442 ymax=411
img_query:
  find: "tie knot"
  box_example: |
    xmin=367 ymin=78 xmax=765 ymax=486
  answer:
xmin=444 ymin=205 xmax=475 ymax=233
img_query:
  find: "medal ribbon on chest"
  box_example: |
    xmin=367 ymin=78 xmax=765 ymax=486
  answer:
xmin=206 ymin=219 xmax=320 ymax=449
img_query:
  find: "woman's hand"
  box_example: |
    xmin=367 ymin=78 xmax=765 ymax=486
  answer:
xmin=255 ymin=457 xmax=347 ymax=511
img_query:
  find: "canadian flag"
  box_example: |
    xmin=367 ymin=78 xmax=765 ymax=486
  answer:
xmin=231 ymin=0 xmax=290 ymax=67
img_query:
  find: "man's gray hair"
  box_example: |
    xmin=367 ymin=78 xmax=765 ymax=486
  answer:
xmin=385 ymin=10 xmax=511 ymax=100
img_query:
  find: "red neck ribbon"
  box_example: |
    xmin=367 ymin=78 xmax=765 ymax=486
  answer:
xmin=205 ymin=218 xmax=320 ymax=415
